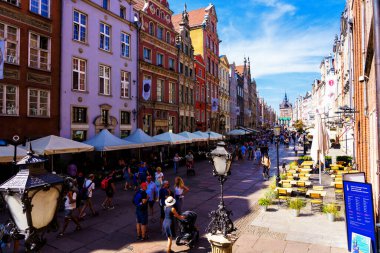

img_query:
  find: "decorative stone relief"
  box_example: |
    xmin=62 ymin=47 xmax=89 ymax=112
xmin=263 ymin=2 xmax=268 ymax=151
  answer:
xmin=0 ymin=7 xmax=51 ymax=32
xmin=27 ymin=73 xmax=51 ymax=85
xmin=4 ymin=69 xmax=19 ymax=80
xmin=78 ymin=48 xmax=83 ymax=53
xmin=78 ymin=97 xmax=83 ymax=102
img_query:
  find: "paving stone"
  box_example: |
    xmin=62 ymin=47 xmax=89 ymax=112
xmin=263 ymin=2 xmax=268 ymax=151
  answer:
xmin=251 ymin=237 xmax=287 ymax=253
xmin=307 ymin=244 xmax=331 ymax=253
xmin=284 ymin=241 xmax=310 ymax=253
xmin=330 ymin=247 xmax=347 ymax=253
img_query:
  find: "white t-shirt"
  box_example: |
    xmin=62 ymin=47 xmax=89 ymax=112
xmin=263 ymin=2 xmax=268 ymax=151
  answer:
xmin=64 ymin=192 xmax=77 ymax=210
xmin=175 ymin=186 xmax=184 ymax=197
xmin=83 ymin=179 xmax=95 ymax=198
xmin=155 ymin=172 xmax=164 ymax=184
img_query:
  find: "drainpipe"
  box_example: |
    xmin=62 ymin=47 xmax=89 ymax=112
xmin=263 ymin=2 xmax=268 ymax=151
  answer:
xmin=373 ymin=0 xmax=380 ymax=221
xmin=361 ymin=0 xmax=368 ymax=117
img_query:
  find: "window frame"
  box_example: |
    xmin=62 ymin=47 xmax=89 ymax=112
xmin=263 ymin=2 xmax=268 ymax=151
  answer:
xmin=169 ymin=82 xmax=175 ymax=104
xmin=99 ymin=22 xmax=111 ymax=52
xmin=73 ymin=10 xmax=87 ymax=43
xmin=120 ymin=5 xmax=126 ymax=19
xmin=157 ymin=26 xmax=163 ymax=40
xmin=27 ymin=88 xmax=50 ymax=117
xmin=28 ymin=32 xmax=51 ymax=71
xmin=2 ymin=0 xmax=20 ymax=6
xmin=72 ymin=57 xmax=87 ymax=91
xmin=149 ymin=22 xmax=155 ymax=36
xmin=99 ymin=64 xmax=111 ymax=95
xmin=0 ymin=22 xmax=20 ymax=64
xmin=102 ymin=0 xmax=109 ymax=10
xmin=120 ymin=70 xmax=131 ymax=98
xmin=72 ymin=106 xmax=87 ymax=124
xmin=0 ymin=84 xmax=18 ymax=116
xmin=30 ymin=0 xmax=50 ymax=18
xmin=168 ymin=58 xmax=175 ymax=70
xmin=157 ymin=79 xmax=164 ymax=102
xmin=120 ymin=32 xmax=130 ymax=58
xmin=143 ymin=47 xmax=152 ymax=62
xmin=156 ymin=53 xmax=164 ymax=66
xmin=120 ymin=111 xmax=131 ymax=125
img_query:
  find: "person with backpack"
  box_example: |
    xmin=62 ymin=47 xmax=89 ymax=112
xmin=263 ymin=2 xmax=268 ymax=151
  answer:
xmin=261 ymin=153 xmax=271 ymax=180
xmin=134 ymin=182 xmax=148 ymax=241
xmin=101 ymin=171 xmax=116 ymax=210
xmin=79 ymin=174 xmax=98 ymax=220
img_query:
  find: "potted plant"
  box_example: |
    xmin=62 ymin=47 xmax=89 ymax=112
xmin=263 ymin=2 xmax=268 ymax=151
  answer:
xmin=322 ymin=203 xmax=340 ymax=222
xmin=288 ymin=198 xmax=306 ymax=217
xmin=258 ymin=197 xmax=271 ymax=211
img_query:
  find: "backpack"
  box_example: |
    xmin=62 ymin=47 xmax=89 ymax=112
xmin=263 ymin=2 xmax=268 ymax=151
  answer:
xmin=81 ymin=181 xmax=93 ymax=200
xmin=101 ymin=177 xmax=111 ymax=190
xmin=132 ymin=190 xmax=143 ymax=206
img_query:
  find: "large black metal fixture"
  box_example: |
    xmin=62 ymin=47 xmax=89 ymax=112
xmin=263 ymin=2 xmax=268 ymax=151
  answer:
xmin=0 ymin=151 xmax=64 ymax=252
xmin=273 ymin=125 xmax=281 ymax=186
xmin=206 ymin=142 xmax=235 ymax=236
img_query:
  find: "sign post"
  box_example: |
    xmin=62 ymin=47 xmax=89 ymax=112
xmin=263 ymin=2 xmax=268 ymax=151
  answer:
xmin=343 ymin=181 xmax=377 ymax=253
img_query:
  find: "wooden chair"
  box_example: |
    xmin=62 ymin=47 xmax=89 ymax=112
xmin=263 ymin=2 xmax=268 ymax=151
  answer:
xmin=277 ymin=189 xmax=290 ymax=206
xmin=310 ymin=192 xmax=323 ymax=212
xmin=312 ymin=185 xmax=324 ymax=191
xmin=335 ymin=183 xmax=344 ymax=201
xmin=295 ymin=181 xmax=307 ymax=196
xmin=282 ymin=183 xmax=292 ymax=188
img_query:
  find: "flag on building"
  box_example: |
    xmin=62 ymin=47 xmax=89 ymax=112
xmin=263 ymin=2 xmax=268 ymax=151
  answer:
xmin=235 ymin=106 xmax=240 ymax=115
xmin=211 ymin=98 xmax=218 ymax=112
xmin=325 ymin=73 xmax=337 ymax=107
xmin=142 ymin=79 xmax=151 ymax=101
xmin=0 ymin=40 xmax=4 ymax=80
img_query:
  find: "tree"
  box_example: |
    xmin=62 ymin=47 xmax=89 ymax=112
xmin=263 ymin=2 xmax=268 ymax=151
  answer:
xmin=293 ymin=120 xmax=305 ymax=133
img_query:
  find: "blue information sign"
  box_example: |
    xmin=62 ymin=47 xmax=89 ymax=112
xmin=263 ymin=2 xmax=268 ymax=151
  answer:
xmin=343 ymin=181 xmax=377 ymax=253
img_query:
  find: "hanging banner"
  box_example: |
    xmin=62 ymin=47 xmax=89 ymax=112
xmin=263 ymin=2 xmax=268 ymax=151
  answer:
xmin=325 ymin=73 xmax=337 ymax=108
xmin=142 ymin=79 xmax=151 ymax=101
xmin=211 ymin=98 xmax=218 ymax=112
xmin=235 ymin=106 xmax=240 ymax=115
xmin=0 ymin=40 xmax=4 ymax=80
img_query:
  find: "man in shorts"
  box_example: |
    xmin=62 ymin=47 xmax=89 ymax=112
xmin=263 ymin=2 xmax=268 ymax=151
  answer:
xmin=135 ymin=182 xmax=148 ymax=240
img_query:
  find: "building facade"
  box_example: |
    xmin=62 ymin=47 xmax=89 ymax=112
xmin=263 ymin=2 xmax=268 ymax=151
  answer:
xmin=279 ymin=93 xmax=292 ymax=126
xmin=135 ymin=0 xmax=179 ymax=135
xmin=60 ymin=0 xmax=137 ymax=141
xmin=172 ymin=5 xmax=195 ymax=133
xmin=0 ymin=0 xmax=61 ymax=141
xmin=229 ymin=62 xmax=237 ymax=130
xmin=219 ymin=55 xmax=229 ymax=133
xmin=188 ymin=4 xmax=219 ymax=132
xmin=194 ymin=54 xmax=206 ymax=131
xmin=236 ymin=67 xmax=244 ymax=127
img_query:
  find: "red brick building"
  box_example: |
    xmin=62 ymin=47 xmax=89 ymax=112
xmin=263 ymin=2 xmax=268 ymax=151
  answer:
xmin=0 ymin=0 xmax=61 ymax=142
xmin=134 ymin=0 xmax=179 ymax=135
xmin=194 ymin=54 xmax=206 ymax=131
xmin=188 ymin=4 xmax=220 ymax=132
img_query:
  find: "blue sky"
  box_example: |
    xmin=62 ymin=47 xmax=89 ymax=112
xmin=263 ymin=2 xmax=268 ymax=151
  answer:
xmin=170 ymin=0 xmax=345 ymax=112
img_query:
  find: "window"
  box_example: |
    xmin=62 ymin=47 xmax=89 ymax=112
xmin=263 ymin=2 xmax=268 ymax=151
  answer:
xmin=190 ymin=88 xmax=193 ymax=105
xmin=29 ymin=32 xmax=50 ymax=70
xmin=190 ymin=68 xmax=193 ymax=78
xmin=101 ymin=109 xmax=109 ymax=125
xmin=185 ymin=66 xmax=189 ymax=77
xmin=73 ymin=10 xmax=87 ymax=42
xmin=0 ymin=84 xmax=18 ymax=115
xmin=157 ymin=79 xmax=164 ymax=102
xmin=99 ymin=65 xmax=111 ymax=95
xmin=2 ymin=0 xmax=20 ymax=6
xmin=196 ymin=86 xmax=199 ymax=101
xmin=184 ymin=45 xmax=189 ymax=55
xmin=30 ymin=0 xmax=49 ymax=18
xmin=120 ymin=6 xmax=126 ymax=19
xmin=207 ymin=58 xmax=211 ymax=73
xmin=149 ymin=22 xmax=154 ymax=36
xmin=179 ymin=62 xmax=183 ymax=74
xmin=179 ymin=85 xmax=183 ymax=103
xmin=143 ymin=47 xmax=151 ymax=61
xmin=72 ymin=57 xmax=86 ymax=91
xmin=28 ymin=89 xmax=49 ymax=117
xmin=0 ymin=23 xmax=19 ymax=64
xmin=121 ymin=32 xmax=130 ymax=58
xmin=166 ymin=32 xmax=171 ymax=43
xmin=100 ymin=23 xmax=111 ymax=51
xmin=169 ymin=116 xmax=175 ymax=132
xmin=184 ymin=87 xmax=188 ymax=104
xmin=156 ymin=53 xmax=164 ymax=66
xmin=72 ymin=130 xmax=87 ymax=142
xmin=120 ymin=111 xmax=131 ymax=125
xmin=169 ymin=82 xmax=175 ymax=104
xmin=198 ymin=68 xmax=202 ymax=77
xmin=169 ymin=58 xmax=175 ymax=70
xmin=102 ymin=0 xmax=109 ymax=10
xmin=157 ymin=26 xmax=163 ymax=40
xmin=120 ymin=71 xmax=130 ymax=98
xmin=120 ymin=130 xmax=130 ymax=139
xmin=72 ymin=107 xmax=87 ymax=123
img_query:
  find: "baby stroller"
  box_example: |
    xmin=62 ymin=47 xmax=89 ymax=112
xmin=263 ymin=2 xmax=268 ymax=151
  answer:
xmin=176 ymin=211 xmax=199 ymax=248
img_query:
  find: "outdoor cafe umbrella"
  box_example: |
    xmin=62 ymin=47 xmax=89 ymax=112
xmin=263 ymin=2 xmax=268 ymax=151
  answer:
xmin=153 ymin=132 xmax=192 ymax=145
xmin=226 ymin=129 xmax=246 ymax=136
xmin=310 ymin=113 xmax=330 ymax=184
xmin=0 ymin=145 xmax=28 ymax=163
xmin=178 ymin=131 xmax=206 ymax=142
xmin=84 ymin=129 xmax=143 ymax=151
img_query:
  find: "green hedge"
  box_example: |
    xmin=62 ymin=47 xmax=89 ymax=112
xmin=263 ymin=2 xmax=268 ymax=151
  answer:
xmin=299 ymin=156 xmax=312 ymax=161
xmin=336 ymin=156 xmax=352 ymax=164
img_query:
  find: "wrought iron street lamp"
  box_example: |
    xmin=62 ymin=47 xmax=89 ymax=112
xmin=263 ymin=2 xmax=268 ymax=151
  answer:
xmin=273 ymin=125 xmax=281 ymax=186
xmin=0 ymin=151 xmax=64 ymax=251
xmin=206 ymin=142 xmax=235 ymax=236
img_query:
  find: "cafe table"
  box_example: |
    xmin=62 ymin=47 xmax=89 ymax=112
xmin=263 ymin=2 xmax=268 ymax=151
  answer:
xmin=306 ymin=190 xmax=327 ymax=197
xmin=301 ymin=161 xmax=314 ymax=167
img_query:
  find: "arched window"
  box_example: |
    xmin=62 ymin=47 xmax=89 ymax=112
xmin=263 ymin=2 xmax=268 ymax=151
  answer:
xmin=161 ymin=11 xmax=165 ymax=19
xmin=156 ymin=9 xmax=160 ymax=16
xmin=149 ymin=22 xmax=154 ymax=36
xmin=166 ymin=32 xmax=171 ymax=43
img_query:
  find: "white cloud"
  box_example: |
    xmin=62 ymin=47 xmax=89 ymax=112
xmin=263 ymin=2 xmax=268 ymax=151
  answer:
xmin=219 ymin=0 xmax=338 ymax=77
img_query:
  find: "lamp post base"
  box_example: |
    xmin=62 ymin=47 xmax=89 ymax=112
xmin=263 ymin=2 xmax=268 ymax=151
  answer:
xmin=207 ymin=233 xmax=238 ymax=253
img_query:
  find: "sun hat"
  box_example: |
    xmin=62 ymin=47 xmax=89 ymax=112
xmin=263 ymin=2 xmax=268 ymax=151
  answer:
xmin=165 ymin=196 xmax=176 ymax=207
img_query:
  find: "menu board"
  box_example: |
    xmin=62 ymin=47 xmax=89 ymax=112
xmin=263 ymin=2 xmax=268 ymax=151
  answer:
xmin=343 ymin=181 xmax=377 ymax=253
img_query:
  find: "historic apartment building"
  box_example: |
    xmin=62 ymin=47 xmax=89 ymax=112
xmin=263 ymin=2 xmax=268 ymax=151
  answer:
xmin=194 ymin=54 xmax=206 ymax=131
xmin=0 ymin=0 xmax=61 ymax=141
xmin=60 ymin=0 xmax=138 ymax=141
xmin=135 ymin=0 xmax=179 ymax=135
xmin=188 ymin=4 xmax=220 ymax=132
xmin=279 ymin=93 xmax=292 ymax=126
xmin=229 ymin=62 xmax=237 ymax=130
xmin=172 ymin=5 xmax=196 ymax=133
xmin=219 ymin=55 xmax=230 ymax=133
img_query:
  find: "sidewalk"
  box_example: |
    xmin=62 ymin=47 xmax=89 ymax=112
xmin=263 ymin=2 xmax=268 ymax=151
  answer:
xmin=0 ymin=142 xmax=348 ymax=253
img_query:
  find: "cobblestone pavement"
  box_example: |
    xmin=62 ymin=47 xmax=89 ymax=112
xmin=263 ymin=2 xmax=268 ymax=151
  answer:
xmin=0 ymin=142 xmax=347 ymax=253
